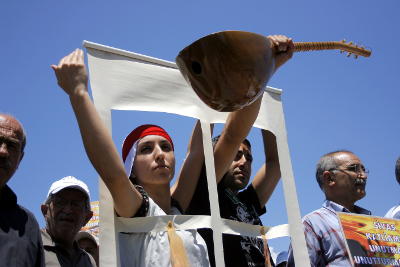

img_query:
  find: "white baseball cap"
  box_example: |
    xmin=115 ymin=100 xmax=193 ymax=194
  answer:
xmin=47 ymin=176 xmax=91 ymax=207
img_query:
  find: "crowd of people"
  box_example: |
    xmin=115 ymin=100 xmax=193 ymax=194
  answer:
xmin=0 ymin=34 xmax=398 ymax=267
xmin=0 ymin=115 xmax=99 ymax=266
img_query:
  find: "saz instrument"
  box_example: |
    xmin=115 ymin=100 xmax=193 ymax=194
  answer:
xmin=176 ymin=31 xmax=371 ymax=112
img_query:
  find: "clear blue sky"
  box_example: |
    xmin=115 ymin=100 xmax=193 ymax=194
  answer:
xmin=1 ymin=0 xmax=399 ymax=256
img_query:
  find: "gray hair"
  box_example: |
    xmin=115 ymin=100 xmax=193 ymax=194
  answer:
xmin=315 ymin=150 xmax=354 ymax=189
xmin=396 ymin=157 xmax=400 ymax=185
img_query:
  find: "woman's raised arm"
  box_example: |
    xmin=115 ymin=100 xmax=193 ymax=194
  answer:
xmin=51 ymin=49 xmax=142 ymax=217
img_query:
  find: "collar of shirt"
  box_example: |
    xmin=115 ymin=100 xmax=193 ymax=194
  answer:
xmin=41 ymin=228 xmax=84 ymax=254
xmin=0 ymin=184 xmax=17 ymax=209
xmin=323 ymin=200 xmax=371 ymax=215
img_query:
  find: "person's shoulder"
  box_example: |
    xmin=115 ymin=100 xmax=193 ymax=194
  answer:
xmin=236 ymin=184 xmax=266 ymax=215
xmin=17 ymin=203 xmax=35 ymax=217
xmin=71 ymin=242 xmax=97 ymax=267
xmin=234 ymin=185 xmax=258 ymax=207
xmin=301 ymin=208 xmax=328 ymax=237
xmin=302 ymin=206 xmax=328 ymax=223
xmin=17 ymin=203 xmax=41 ymax=229
xmin=237 ymin=183 xmax=256 ymax=197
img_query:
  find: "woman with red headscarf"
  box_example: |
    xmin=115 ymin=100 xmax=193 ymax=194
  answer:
xmin=52 ymin=38 xmax=293 ymax=266
xmin=117 ymin=123 xmax=210 ymax=266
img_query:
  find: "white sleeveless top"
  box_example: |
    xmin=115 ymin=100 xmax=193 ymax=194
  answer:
xmin=118 ymin=197 xmax=210 ymax=267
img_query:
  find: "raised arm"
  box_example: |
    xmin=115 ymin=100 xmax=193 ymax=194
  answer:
xmin=51 ymin=49 xmax=142 ymax=217
xmin=214 ymin=35 xmax=293 ymax=183
xmin=173 ymin=35 xmax=293 ymax=209
xmin=171 ymin=120 xmax=210 ymax=211
xmin=171 ymin=99 xmax=263 ymax=210
xmin=213 ymin=97 xmax=262 ymax=182
xmin=172 ymin=98 xmax=262 ymax=210
xmin=252 ymin=130 xmax=281 ymax=207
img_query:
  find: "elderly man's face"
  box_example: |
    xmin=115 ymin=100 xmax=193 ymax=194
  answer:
xmin=329 ymin=152 xmax=368 ymax=203
xmin=42 ymin=188 xmax=92 ymax=243
xmin=0 ymin=115 xmax=24 ymax=187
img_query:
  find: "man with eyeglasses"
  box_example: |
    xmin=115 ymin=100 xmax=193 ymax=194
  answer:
xmin=385 ymin=157 xmax=400 ymax=219
xmin=287 ymin=150 xmax=370 ymax=266
xmin=40 ymin=176 xmax=96 ymax=266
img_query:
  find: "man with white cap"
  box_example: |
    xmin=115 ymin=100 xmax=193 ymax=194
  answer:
xmin=41 ymin=176 xmax=96 ymax=266
xmin=385 ymin=157 xmax=400 ymax=219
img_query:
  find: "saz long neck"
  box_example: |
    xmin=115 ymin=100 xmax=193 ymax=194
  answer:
xmin=293 ymin=41 xmax=371 ymax=58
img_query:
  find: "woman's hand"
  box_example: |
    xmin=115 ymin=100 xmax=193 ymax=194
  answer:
xmin=51 ymin=49 xmax=88 ymax=97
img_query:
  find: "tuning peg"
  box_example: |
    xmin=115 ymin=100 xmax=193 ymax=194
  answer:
xmin=340 ymin=50 xmax=344 ymax=54
xmin=354 ymin=54 xmax=358 ymax=59
xmin=341 ymin=39 xmax=346 ymax=43
xmin=347 ymin=52 xmax=352 ymax=57
xmin=349 ymin=41 xmax=353 ymax=46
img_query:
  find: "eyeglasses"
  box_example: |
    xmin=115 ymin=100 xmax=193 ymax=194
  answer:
xmin=52 ymin=197 xmax=87 ymax=210
xmin=330 ymin=163 xmax=369 ymax=175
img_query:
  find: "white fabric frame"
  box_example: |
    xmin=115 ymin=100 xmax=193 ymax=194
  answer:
xmin=83 ymin=40 xmax=311 ymax=267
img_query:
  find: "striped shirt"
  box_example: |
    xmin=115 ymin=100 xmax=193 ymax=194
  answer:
xmin=385 ymin=205 xmax=400 ymax=219
xmin=287 ymin=200 xmax=371 ymax=267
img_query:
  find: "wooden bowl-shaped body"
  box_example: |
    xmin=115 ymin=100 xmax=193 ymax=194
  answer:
xmin=176 ymin=31 xmax=275 ymax=112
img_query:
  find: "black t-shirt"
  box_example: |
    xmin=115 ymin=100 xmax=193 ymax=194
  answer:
xmin=187 ymin=166 xmax=272 ymax=267
xmin=0 ymin=185 xmax=44 ymax=267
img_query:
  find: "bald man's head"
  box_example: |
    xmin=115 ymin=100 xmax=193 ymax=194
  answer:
xmin=0 ymin=114 xmax=26 ymax=187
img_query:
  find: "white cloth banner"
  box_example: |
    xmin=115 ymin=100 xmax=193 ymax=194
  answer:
xmin=84 ymin=40 xmax=311 ymax=267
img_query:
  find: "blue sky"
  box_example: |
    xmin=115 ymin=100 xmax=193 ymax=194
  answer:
xmin=1 ymin=0 xmax=399 ymax=256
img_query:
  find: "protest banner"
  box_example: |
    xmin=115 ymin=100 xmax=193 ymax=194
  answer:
xmin=339 ymin=212 xmax=400 ymax=266
xmin=81 ymin=201 xmax=100 ymax=237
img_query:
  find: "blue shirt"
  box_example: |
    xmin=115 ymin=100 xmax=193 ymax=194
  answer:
xmin=287 ymin=200 xmax=371 ymax=267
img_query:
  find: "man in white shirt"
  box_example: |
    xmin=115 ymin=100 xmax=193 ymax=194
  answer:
xmin=385 ymin=157 xmax=400 ymax=219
